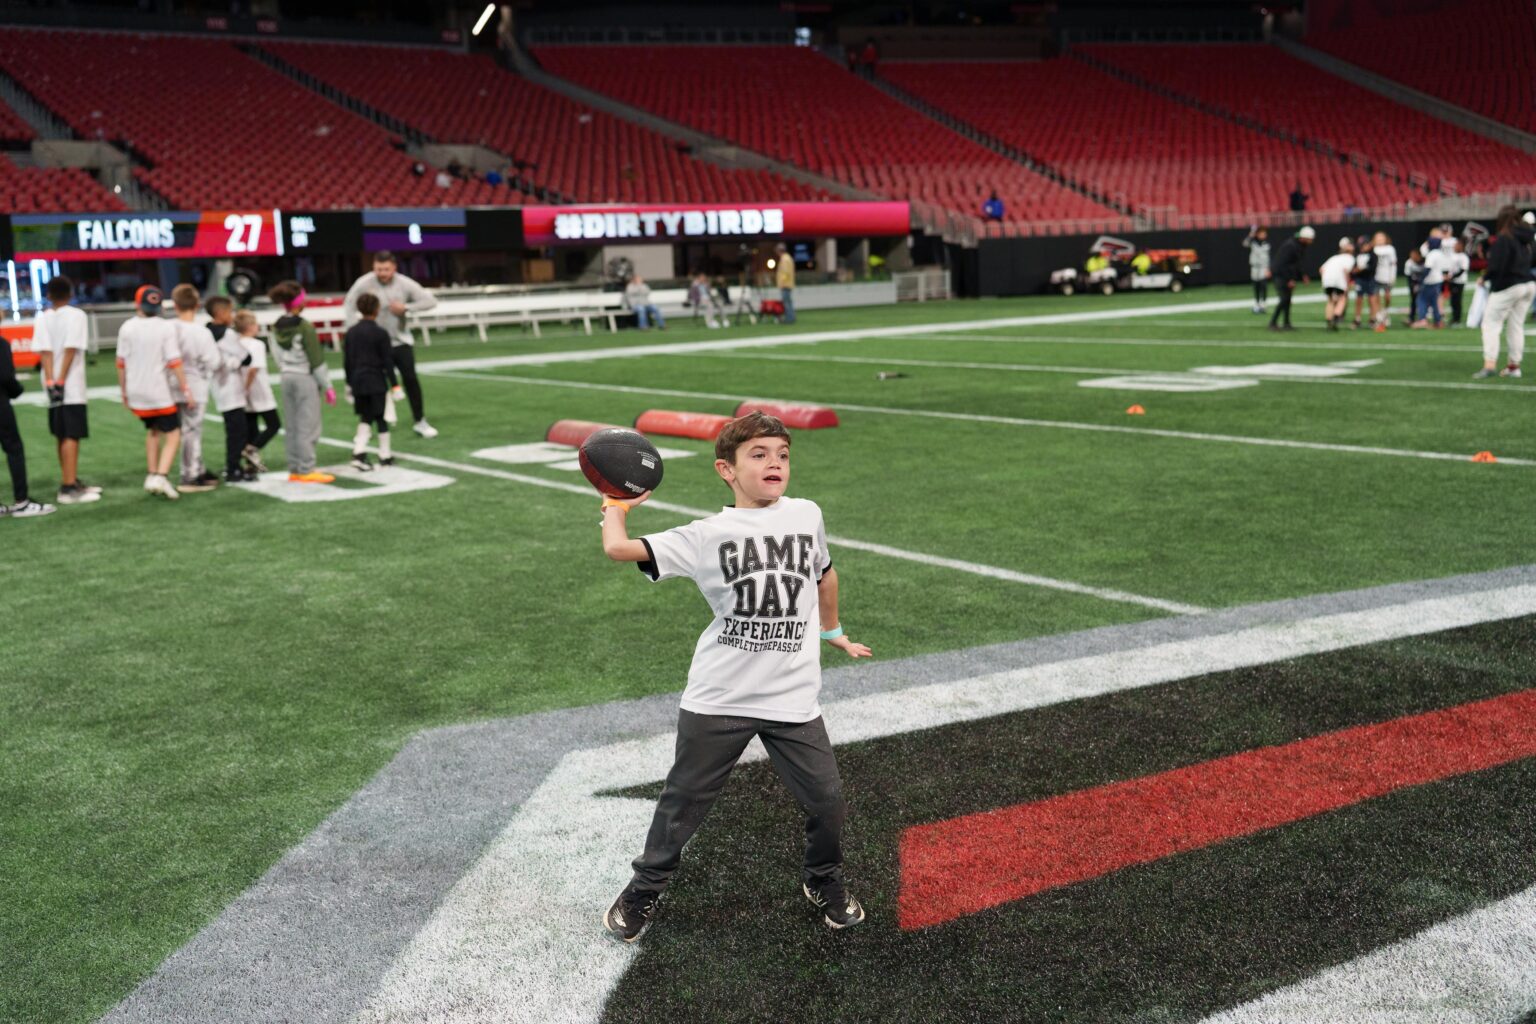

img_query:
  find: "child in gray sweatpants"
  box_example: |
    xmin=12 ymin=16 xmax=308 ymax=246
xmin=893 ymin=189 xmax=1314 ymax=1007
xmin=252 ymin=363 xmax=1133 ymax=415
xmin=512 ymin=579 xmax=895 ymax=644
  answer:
xmin=595 ymin=411 xmax=872 ymax=942
xmin=266 ymin=280 xmax=335 ymax=483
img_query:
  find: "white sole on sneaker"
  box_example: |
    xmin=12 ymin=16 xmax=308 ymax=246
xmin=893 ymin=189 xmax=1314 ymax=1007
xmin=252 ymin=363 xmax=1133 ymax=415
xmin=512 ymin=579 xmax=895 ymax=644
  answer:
xmin=803 ymin=883 xmax=866 ymax=929
xmin=601 ymin=906 xmax=646 ymax=943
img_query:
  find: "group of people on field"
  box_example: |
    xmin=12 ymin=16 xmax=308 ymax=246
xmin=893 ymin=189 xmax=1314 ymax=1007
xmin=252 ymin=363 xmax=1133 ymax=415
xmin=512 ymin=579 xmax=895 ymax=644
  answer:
xmin=1243 ymin=208 xmax=1533 ymax=377
xmin=0 ymin=251 xmax=442 ymax=518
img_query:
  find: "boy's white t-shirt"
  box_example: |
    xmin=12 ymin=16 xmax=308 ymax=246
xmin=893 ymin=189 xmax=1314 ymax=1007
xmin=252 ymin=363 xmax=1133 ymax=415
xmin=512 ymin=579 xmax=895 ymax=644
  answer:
xmin=171 ymin=320 xmax=221 ymax=405
xmin=1374 ymin=243 xmax=1398 ymax=285
xmin=641 ymin=496 xmax=833 ymax=723
xmin=33 ymin=305 xmax=89 ymax=404
xmin=242 ymin=336 xmax=277 ymax=413
xmin=1321 ymin=253 xmax=1355 ymax=291
xmin=116 ymin=316 xmax=182 ymax=413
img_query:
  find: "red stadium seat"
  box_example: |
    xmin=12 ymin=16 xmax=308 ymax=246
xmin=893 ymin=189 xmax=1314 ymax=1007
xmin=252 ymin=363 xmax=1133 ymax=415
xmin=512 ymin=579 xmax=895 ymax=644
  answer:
xmin=264 ymin=42 xmax=825 ymax=205
xmin=531 ymin=45 xmax=1122 ymax=226
xmin=1078 ymin=44 xmax=1536 ymax=199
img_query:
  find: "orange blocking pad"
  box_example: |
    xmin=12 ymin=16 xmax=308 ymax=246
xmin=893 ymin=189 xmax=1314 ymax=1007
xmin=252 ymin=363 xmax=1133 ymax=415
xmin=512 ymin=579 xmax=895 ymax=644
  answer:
xmin=545 ymin=420 xmax=624 ymax=447
xmin=734 ymin=400 xmax=839 ymax=429
xmin=635 ymin=410 xmax=734 ymax=440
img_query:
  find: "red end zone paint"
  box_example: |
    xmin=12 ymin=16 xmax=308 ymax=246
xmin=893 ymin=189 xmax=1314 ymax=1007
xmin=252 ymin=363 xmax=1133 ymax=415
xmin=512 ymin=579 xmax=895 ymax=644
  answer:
xmin=898 ymin=689 xmax=1536 ymax=930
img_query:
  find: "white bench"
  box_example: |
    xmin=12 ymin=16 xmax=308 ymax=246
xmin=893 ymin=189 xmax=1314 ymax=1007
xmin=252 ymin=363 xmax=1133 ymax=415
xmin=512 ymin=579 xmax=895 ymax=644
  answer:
xmin=413 ymin=294 xmax=629 ymax=342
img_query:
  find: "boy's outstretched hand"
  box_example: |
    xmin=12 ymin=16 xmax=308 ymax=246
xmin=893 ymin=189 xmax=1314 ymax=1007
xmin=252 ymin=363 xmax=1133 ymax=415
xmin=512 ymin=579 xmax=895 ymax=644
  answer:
xmin=828 ymin=635 xmax=872 ymax=659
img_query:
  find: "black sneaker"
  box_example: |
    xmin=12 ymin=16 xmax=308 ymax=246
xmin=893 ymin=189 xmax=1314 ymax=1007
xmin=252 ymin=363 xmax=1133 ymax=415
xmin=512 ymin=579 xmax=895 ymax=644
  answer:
xmin=603 ymin=887 xmax=661 ymax=943
xmin=350 ymin=451 xmax=375 ymax=472
xmin=803 ymin=877 xmax=865 ymax=930
xmin=179 ymin=474 xmax=219 ymax=493
xmin=378 ymin=456 xmax=396 ymax=468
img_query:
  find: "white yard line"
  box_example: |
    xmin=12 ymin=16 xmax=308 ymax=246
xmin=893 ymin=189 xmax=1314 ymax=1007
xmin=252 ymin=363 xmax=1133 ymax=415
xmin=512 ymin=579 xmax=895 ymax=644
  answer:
xmin=682 ymin=351 xmax=1516 ymax=393
xmin=316 ymin=439 xmax=1202 ymax=615
xmin=425 ymin=371 xmax=1536 ymax=467
xmin=349 ymin=582 xmax=1536 ymax=1024
xmin=1195 ymin=883 xmax=1536 ymax=1024
xmin=411 ymin=295 xmax=1330 ymax=373
xmin=905 ymin=332 xmax=1479 ymax=355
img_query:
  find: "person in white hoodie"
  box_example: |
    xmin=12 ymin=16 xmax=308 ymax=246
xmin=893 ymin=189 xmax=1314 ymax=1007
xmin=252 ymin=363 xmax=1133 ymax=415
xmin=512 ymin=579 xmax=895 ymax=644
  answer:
xmin=1320 ymin=237 xmax=1357 ymax=331
xmin=1411 ymin=237 xmax=1454 ymax=328
xmin=170 ymin=284 xmax=223 ymax=492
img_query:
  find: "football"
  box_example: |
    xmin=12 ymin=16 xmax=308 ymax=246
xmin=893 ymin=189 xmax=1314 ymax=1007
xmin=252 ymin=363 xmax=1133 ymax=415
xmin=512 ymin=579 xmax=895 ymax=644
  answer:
xmin=578 ymin=427 xmax=664 ymax=498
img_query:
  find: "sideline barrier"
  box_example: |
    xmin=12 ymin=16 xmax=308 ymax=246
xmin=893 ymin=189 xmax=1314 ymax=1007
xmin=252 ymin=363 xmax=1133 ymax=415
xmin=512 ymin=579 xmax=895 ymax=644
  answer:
xmin=634 ymin=409 xmax=733 ymax=440
xmin=545 ymin=419 xmax=623 ymax=446
xmin=3 ymin=325 xmax=39 ymax=370
xmin=734 ymin=400 xmax=839 ymax=429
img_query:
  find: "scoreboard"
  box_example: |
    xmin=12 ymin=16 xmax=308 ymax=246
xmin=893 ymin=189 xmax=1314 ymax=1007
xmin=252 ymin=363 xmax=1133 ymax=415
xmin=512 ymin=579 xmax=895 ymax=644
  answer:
xmin=2 ymin=202 xmax=908 ymax=261
xmin=10 ymin=210 xmax=287 ymax=262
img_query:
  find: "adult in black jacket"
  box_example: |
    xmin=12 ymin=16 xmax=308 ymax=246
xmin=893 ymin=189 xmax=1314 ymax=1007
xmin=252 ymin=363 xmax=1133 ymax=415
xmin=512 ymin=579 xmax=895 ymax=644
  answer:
xmin=1269 ymin=226 xmax=1315 ymax=331
xmin=0 ymin=340 xmax=54 ymax=516
xmin=343 ymin=292 xmax=401 ymax=469
xmin=1475 ymin=205 xmax=1536 ymax=378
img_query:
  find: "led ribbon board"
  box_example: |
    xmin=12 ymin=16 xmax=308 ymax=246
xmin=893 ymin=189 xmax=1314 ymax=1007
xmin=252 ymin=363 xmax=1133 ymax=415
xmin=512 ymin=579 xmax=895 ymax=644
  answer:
xmin=11 ymin=210 xmax=285 ymax=262
xmin=520 ymin=201 xmax=911 ymax=246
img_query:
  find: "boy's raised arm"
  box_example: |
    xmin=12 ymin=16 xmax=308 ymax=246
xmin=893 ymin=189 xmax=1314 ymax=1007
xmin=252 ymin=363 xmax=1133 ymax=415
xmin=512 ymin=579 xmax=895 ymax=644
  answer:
xmin=600 ymin=492 xmax=651 ymax=562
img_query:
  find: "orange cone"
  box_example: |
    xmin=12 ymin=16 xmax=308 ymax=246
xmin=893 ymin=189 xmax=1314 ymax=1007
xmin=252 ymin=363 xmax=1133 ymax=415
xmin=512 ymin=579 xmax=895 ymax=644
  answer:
xmin=1472 ymin=451 xmax=1497 ymax=463
xmin=1126 ymin=404 xmax=1146 ymax=415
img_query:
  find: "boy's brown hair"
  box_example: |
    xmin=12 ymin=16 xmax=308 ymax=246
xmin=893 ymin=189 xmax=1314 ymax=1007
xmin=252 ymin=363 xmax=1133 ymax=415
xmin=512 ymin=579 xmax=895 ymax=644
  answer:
xmin=355 ymin=292 xmax=380 ymax=318
xmin=233 ymin=311 xmax=258 ymax=334
xmin=171 ymin=283 xmax=200 ymax=312
xmin=205 ymin=295 xmax=233 ymax=317
xmin=267 ymin=280 xmax=302 ymax=308
xmin=714 ymin=411 xmax=790 ymax=463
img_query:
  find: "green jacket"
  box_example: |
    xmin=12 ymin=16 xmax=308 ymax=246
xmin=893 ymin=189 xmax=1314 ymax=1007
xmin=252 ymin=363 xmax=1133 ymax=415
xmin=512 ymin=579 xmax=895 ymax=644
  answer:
xmin=269 ymin=315 xmax=331 ymax=392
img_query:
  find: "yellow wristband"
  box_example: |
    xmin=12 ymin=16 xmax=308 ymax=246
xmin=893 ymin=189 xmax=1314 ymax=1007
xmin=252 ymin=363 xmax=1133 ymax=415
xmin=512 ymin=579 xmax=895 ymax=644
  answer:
xmin=602 ymin=499 xmax=632 ymax=513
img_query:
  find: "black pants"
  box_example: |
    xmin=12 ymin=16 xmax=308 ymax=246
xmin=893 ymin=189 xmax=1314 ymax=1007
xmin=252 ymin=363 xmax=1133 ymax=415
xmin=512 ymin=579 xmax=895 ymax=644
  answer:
xmin=221 ymin=410 xmax=249 ymax=475
xmin=631 ymin=710 xmax=847 ymax=894
xmin=390 ymin=345 xmax=424 ymax=424
xmin=1253 ymin=278 xmax=1268 ymax=304
xmin=245 ymin=409 xmax=281 ymax=451
xmin=0 ymin=398 xmax=27 ymax=503
xmin=1448 ymin=283 xmax=1465 ymax=324
xmin=1270 ymin=280 xmax=1295 ymax=326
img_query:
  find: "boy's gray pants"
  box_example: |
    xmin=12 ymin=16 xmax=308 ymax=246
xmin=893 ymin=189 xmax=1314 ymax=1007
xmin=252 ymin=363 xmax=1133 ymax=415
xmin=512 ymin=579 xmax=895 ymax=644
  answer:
xmin=630 ymin=709 xmax=846 ymax=894
xmin=178 ymin=400 xmax=206 ymax=482
xmin=280 ymin=374 xmax=321 ymax=474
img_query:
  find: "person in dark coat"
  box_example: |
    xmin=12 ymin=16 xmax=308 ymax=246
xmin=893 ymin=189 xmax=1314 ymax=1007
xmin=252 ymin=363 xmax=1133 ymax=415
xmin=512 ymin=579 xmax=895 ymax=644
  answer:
xmin=1269 ymin=226 xmax=1315 ymax=331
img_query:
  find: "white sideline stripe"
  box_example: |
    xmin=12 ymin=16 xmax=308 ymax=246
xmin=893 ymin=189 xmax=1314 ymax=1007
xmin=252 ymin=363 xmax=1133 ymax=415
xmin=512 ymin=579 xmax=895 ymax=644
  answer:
xmin=411 ymin=295 xmax=1329 ymax=373
xmin=910 ymin=332 xmax=1477 ymax=355
xmin=351 ymin=583 xmax=1536 ymax=1024
xmin=685 ymin=351 xmax=1518 ymax=393
xmin=428 ymin=371 xmax=1536 ymax=467
xmin=315 ymin=439 xmax=1201 ymax=614
xmin=1195 ymin=883 xmax=1536 ymax=1024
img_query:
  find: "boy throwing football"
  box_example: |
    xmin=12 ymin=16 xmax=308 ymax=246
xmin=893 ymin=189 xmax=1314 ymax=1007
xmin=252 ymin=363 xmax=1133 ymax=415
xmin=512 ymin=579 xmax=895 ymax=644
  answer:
xmin=596 ymin=411 xmax=871 ymax=942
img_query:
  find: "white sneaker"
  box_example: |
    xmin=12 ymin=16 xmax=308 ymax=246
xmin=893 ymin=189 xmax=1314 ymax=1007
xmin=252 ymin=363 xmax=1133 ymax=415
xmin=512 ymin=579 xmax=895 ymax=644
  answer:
xmin=154 ymin=475 xmax=180 ymax=501
xmin=9 ymin=499 xmax=57 ymax=517
xmin=144 ymin=473 xmax=159 ymax=494
xmin=56 ymin=485 xmax=102 ymax=505
xmin=413 ymin=419 xmax=439 ymax=439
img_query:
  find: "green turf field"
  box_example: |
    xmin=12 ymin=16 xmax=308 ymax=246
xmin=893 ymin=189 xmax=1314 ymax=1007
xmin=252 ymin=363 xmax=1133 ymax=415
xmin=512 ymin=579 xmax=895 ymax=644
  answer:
xmin=2 ymin=284 xmax=1532 ymax=1023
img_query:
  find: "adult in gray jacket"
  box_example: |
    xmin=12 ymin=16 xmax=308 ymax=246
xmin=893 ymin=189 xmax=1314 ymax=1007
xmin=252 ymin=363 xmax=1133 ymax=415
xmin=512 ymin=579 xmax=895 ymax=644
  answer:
xmin=1242 ymin=225 xmax=1271 ymax=313
xmin=343 ymin=251 xmax=440 ymax=438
